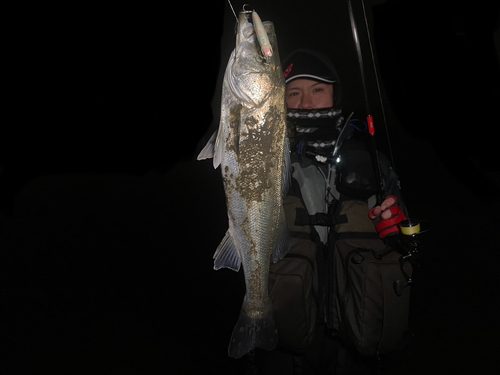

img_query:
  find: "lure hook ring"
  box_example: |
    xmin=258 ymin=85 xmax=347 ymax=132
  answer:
xmin=242 ymin=4 xmax=252 ymax=13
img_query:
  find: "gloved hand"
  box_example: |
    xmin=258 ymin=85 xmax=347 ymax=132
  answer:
xmin=369 ymin=196 xmax=407 ymax=238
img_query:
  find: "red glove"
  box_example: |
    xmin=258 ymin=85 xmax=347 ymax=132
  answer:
xmin=369 ymin=196 xmax=407 ymax=238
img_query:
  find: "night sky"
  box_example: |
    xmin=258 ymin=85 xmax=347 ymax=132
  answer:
xmin=3 ymin=1 xmax=500 ymax=374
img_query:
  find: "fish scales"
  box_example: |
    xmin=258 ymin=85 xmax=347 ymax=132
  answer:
xmin=197 ymin=9 xmax=290 ymax=359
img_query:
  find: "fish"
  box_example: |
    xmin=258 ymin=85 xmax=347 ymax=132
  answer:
xmin=198 ymin=8 xmax=290 ymax=359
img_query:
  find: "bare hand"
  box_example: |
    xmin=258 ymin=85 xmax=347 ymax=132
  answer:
xmin=370 ymin=197 xmax=396 ymax=220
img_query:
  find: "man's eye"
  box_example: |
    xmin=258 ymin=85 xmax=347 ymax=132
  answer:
xmin=288 ymin=92 xmax=299 ymax=97
xmin=313 ymin=88 xmax=324 ymax=93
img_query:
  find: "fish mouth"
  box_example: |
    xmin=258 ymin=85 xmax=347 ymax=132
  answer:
xmin=229 ymin=10 xmax=279 ymax=107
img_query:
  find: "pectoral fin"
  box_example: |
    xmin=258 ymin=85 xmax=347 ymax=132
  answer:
xmin=197 ymin=127 xmax=224 ymax=169
xmin=197 ymin=131 xmax=217 ymax=161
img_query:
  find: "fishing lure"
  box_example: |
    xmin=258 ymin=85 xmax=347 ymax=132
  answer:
xmin=251 ymin=10 xmax=273 ymax=58
xmin=227 ymin=1 xmax=272 ymax=58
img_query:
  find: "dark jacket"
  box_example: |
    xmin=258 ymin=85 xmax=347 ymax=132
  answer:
xmin=284 ymin=116 xmax=407 ymax=245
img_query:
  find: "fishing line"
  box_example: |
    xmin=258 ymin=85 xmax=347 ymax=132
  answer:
xmin=227 ymin=0 xmax=238 ymax=21
xmin=348 ymin=0 xmax=370 ymax=114
xmin=349 ymin=118 xmax=368 ymax=132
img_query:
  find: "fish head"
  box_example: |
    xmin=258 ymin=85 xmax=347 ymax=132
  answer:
xmin=229 ymin=11 xmax=283 ymax=108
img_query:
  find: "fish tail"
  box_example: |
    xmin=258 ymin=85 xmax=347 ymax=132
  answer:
xmin=228 ymin=296 xmax=277 ymax=359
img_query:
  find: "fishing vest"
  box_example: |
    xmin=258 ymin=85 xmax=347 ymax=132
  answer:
xmin=269 ymin=128 xmax=411 ymax=357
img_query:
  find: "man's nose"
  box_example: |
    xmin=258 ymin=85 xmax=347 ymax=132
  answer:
xmin=299 ymin=93 xmax=314 ymax=109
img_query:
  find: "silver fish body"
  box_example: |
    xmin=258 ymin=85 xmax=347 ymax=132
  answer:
xmin=198 ymin=10 xmax=290 ymax=359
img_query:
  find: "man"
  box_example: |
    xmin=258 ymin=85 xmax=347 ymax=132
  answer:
xmin=283 ymin=49 xmax=404 ymax=230
xmin=257 ymin=50 xmax=408 ymax=374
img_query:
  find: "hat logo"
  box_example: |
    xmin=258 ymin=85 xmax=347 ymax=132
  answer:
xmin=284 ymin=63 xmax=293 ymax=79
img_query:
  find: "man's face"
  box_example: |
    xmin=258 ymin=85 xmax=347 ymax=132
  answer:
xmin=286 ymin=79 xmax=334 ymax=109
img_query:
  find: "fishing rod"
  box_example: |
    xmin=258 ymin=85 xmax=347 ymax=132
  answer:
xmin=347 ymin=0 xmax=392 ymax=206
xmin=347 ymin=0 xmax=434 ymax=295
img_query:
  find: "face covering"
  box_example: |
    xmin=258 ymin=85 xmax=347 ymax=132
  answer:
xmin=287 ymin=107 xmax=344 ymax=163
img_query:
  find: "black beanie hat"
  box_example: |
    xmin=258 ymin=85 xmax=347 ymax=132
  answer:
xmin=282 ymin=49 xmax=342 ymax=108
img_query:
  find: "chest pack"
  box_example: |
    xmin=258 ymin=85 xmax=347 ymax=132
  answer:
xmin=269 ymin=236 xmax=318 ymax=354
xmin=326 ymin=197 xmax=412 ymax=357
xmin=326 ymin=133 xmax=412 ymax=357
xmin=268 ymin=135 xmax=413 ymax=358
xmin=268 ymin=193 xmax=319 ymax=354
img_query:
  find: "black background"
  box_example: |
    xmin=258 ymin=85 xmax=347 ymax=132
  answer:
xmin=2 ymin=1 xmax=500 ymax=374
